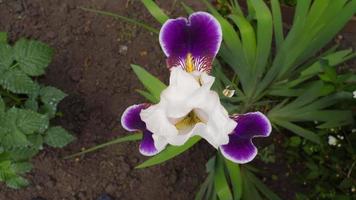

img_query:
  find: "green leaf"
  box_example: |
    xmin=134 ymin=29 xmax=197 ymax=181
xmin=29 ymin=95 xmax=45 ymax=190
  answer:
xmin=225 ymin=159 xmax=242 ymax=200
xmin=44 ymin=126 xmax=74 ymax=148
xmin=274 ymin=120 xmax=320 ymax=144
xmin=271 ymin=0 xmax=284 ymax=50
xmin=0 ymin=43 xmax=13 ymax=73
xmin=241 ymin=168 xmax=263 ymax=200
xmin=16 ymin=109 xmax=49 ymax=134
xmin=0 ymin=32 xmax=7 ymax=43
xmin=136 ymin=136 xmax=201 ymax=169
xmin=195 ymin=173 xmax=214 ymax=200
xmin=14 ymin=38 xmax=53 ymax=76
xmin=6 ymin=176 xmax=29 ymax=189
xmin=131 ymin=64 xmax=166 ymax=100
xmin=40 ymin=86 xmax=67 ymax=105
xmin=1 ymin=108 xmax=29 ymax=148
xmin=181 ymin=2 xmax=194 ymax=14
xmin=12 ymin=162 xmax=32 ymax=174
xmin=250 ymin=0 xmax=273 ymax=78
xmin=8 ymin=147 xmax=39 ymax=161
xmin=141 ymin=0 xmax=169 ymax=24
xmin=27 ymin=134 xmax=43 ymax=149
xmin=214 ymin=154 xmax=233 ymax=200
xmin=0 ymin=96 xmax=4 ymax=113
xmin=0 ymin=68 xmax=37 ymax=94
xmin=64 ymin=133 xmax=142 ymax=159
xmin=244 ymin=169 xmax=282 ymax=200
xmin=136 ymin=89 xmax=159 ymax=103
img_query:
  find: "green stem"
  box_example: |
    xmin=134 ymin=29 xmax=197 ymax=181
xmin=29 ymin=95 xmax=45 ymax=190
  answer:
xmin=63 ymin=133 xmax=142 ymax=159
xmin=79 ymin=7 xmax=159 ymax=34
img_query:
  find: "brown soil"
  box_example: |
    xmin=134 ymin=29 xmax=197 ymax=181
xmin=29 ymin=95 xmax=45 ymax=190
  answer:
xmin=0 ymin=0 xmax=212 ymax=199
xmin=0 ymin=0 xmax=354 ymax=200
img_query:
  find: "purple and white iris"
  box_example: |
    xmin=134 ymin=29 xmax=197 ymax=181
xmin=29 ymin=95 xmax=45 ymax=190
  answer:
xmin=121 ymin=12 xmax=271 ymax=163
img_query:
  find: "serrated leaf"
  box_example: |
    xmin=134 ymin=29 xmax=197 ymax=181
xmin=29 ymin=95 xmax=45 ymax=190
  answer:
xmin=0 ymin=96 xmax=4 ymax=113
xmin=11 ymin=162 xmax=32 ymax=174
xmin=1 ymin=129 xmax=28 ymax=149
xmin=14 ymin=38 xmax=53 ymax=76
xmin=8 ymin=147 xmax=39 ymax=161
xmin=16 ymin=109 xmax=49 ymax=134
xmin=39 ymin=86 xmax=66 ymax=117
xmin=1 ymin=108 xmax=29 ymax=148
xmin=0 ymin=68 xmax=37 ymax=94
xmin=0 ymin=43 xmax=13 ymax=73
xmin=6 ymin=176 xmax=29 ymax=189
xmin=40 ymin=86 xmax=67 ymax=105
xmin=27 ymin=134 xmax=43 ymax=150
xmin=44 ymin=126 xmax=74 ymax=148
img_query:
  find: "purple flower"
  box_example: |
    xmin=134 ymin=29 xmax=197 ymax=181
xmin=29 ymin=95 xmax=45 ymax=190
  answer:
xmin=121 ymin=12 xmax=272 ymax=164
xmin=160 ymin=12 xmax=222 ymax=73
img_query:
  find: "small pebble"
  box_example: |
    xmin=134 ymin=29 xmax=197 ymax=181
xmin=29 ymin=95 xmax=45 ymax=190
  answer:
xmin=119 ymin=45 xmax=128 ymax=55
xmin=97 ymin=193 xmax=113 ymax=200
xmin=31 ymin=197 xmax=47 ymax=200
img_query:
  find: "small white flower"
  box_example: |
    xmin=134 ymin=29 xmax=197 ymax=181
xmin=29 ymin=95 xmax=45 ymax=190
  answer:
xmin=337 ymin=135 xmax=344 ymax=140
xmin=353 ymin=90 xmax=356 ymax=99
xmin=328 ymin=135 xmax=338 ymax=146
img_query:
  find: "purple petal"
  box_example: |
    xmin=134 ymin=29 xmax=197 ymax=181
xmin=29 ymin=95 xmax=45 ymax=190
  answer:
xmin=159 ymin=12 xmax=222 ymax=72
xmin=139 ymin=130 xmax=159 ymax=156
xmin=220 ymin=112 xmax=272 ymax=164
xmin=121 ymin=104 xmax=148 ymax=132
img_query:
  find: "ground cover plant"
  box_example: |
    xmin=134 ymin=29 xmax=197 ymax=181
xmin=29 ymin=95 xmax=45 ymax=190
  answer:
xmin=0 ymin=33 xmax=74 ymax=189
xmin=73 ymin=0 xmax=355 ymax=199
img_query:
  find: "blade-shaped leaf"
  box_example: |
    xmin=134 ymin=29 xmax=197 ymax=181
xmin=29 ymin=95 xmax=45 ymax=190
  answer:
xmin=214 ymin=154 xmax=233 ymax=200
xmin=274 ymin=120 xmax=320 ymax=143
xmin=225 ymin=158 xmax=242 ymax=200
xmin=136 ymin=136 xmax=201 ymax=169
xmin=131 ymin=64 xmax=166 ymax=100
xmin=141 ymin=0 xmax=169 ymax=24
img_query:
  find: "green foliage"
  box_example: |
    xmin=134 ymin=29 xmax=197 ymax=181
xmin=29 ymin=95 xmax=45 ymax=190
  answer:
xmin=201 ymin=0 xmax=355 ymax=142
xmin=131 ymin=64 xmax=166 ymax=102
xmin=0 ymin=33 xmax=74 ymax=189
xmin=284 ymin=128 xmax=356 ymax=199
xmin=83 ymin=0 xmax=355 ymax=199
xmin=136 ymin=136 xmax=201 ymax=169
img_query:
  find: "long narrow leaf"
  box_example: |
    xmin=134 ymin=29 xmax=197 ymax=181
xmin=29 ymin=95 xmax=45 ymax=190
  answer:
xmin=64 ymin=133 xmax=142 ymax=159
xmin=131 ymin=64 xmax=166 ymax=100
xmin=136 ymin=136 xmax=201 ymax=168
xmin=214 ymin=154 xmax=233 ymax=200
xmin=141 ymin=0 xmax=169 ymax=24
xmin=270 ymin=0 xmax=283 ymax=50
xmin=273 ymin=120 xmax=320 ymax=143
xmin=225 ymin=159 xmax=242 ymax=200
xmin=80 ymin=7 xmax=159 ymax=34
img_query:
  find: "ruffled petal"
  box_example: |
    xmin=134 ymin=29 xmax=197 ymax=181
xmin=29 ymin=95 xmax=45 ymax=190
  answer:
xmin=121 ymin=104 xmax=148 ymax=132
xmin=139 ymin=129 xmax=167 ymax=156
xmin=159 ymin=12 xmax=222 ymax=72
xmin=220 ymin=112 xmax=272 ymax=164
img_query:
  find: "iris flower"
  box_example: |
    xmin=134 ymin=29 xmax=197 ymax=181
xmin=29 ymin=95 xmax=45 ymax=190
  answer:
xmin=121 ymin=12 xmax=271 ymax=163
